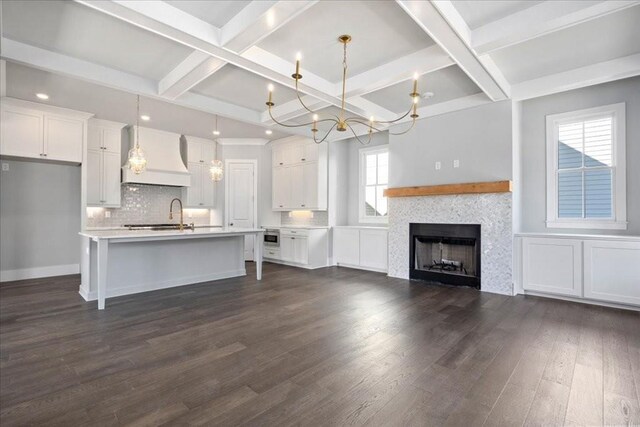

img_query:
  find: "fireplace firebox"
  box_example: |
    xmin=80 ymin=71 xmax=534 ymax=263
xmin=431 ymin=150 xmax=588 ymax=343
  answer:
xmin=410 ymin=223 xmax=481 ymax=289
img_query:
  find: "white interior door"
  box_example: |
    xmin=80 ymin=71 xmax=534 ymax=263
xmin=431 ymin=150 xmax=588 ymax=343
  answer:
xmin=226 ymin=161 xmax=256 ymax=261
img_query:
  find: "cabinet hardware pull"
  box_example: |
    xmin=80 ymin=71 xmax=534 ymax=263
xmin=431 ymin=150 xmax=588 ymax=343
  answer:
xmin=42 ymin=153 xmax=47 ymax=157
xmin=279 ymin=162 xmax=283 ymax=165
xmin=291 ymin=237 xmax=295 ymax=240
xmin=301 ymin=204 xmax=305 ymax=207
xmin=301 ymin=158 xmax=306 ymax=161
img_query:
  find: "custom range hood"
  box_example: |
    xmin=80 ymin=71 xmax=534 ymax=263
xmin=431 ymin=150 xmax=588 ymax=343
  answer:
xmin=122 ymin=126 xmax=190 ymax=187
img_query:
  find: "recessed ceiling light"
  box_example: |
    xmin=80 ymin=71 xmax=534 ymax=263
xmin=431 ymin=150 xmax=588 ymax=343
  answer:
xmin=265 ymin=129 xmax=273 ymax=135
xmin=213 ymin=130 xmax=221 ymax=136
xmin=140 ymin=115 xmax=150 ymax=121
xmin=36 ymin=93 xmax=49 ymax=100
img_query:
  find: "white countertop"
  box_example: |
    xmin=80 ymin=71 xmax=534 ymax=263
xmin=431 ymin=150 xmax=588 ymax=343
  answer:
xmin=514 ymin=232 xmax=640 ymax=241
xmin=261 ymin=225 xmax=331 ymax=230
xmin=80 ymin=227 xmax=263 ymax=241
xmin=333 ymin=225 xmax=389 ymax=230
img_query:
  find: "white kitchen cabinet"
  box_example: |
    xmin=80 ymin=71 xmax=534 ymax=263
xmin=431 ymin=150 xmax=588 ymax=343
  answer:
xmin=272 ymin=137 xmax=327 ymax=211
xmin=1 ymin=98 xmax=92 ymax=163
xmin=186 ymin=136 xmax=215 ymax=163
xmin=516 ymin=234 xmax=640 ymax=308
xmin=183 ymin=161 xmax=215 ymax=208
xmin=86 ymin=118 xmax=126 ymax=207
xmin=334 ymin=226 xmax=388 ymax=272
xmin=264 ymin=228 xmax=329 ymax=269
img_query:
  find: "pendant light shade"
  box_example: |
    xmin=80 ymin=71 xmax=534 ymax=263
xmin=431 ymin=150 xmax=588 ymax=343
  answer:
xmin=209 ymin=159 xmax=223 ymax=182
xmin=128 ymin=95 xmax=147 ymax=174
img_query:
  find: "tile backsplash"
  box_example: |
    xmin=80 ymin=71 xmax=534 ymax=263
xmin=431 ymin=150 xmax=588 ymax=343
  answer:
xmin=280 ymin=211 xmax=328 ymax=227
xmin=86 ymin=184 xmax=211 ymax=228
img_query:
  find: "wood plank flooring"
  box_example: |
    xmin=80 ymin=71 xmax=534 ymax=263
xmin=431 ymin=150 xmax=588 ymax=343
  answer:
xmin=1 ymin=263 xmax=639 ymax=426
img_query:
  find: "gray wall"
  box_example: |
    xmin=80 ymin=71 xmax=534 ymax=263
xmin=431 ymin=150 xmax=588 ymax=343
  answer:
xmin=520 ymin=76 xmax=640 ymax=235
xmin=0 ymin=159 xmax=81 ymax=271
xmin=389 ymin=100 xmax=513 ymax=188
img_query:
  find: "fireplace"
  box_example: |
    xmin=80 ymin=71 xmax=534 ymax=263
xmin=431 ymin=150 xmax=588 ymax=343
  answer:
xmin=410 ymin=223 xmax=481 ymax=289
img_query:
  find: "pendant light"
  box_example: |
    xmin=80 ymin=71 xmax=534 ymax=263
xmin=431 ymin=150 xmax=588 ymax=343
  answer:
xmin=209 ymin=114 xmax=223 ymax=181
xmin=127 ymin=95 xmax=147 ymax=174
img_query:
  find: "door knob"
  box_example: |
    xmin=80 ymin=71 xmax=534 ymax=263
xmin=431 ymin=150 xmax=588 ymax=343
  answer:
xmin=229 ymin=222 xmax=234 ymax=226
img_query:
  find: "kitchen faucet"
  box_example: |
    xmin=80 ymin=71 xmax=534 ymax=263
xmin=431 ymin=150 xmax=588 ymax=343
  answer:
xmin=169 ymin=198 xmax=194 ymax=231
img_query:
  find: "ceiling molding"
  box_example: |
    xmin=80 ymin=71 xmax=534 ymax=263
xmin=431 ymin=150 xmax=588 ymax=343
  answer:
xmin=158 ymin=51 xmax=225 ymax=99
xmin=511 ymin=53 xmax=640 ymax=101
xmin=473 ymin=0 xmax=640 ymax=55
xmin=216 ymin=138 xmax=270 ymax=146
xmin=395 ymin=0 xmax=509 ymax=101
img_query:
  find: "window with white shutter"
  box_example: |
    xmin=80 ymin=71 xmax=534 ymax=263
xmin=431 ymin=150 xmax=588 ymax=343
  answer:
xmin=546 ymin=103 xmax=627 ymax=229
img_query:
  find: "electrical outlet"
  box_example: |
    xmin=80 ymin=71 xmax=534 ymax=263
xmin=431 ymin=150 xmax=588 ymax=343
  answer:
xmin=453 ymin=159 xmax=460 ymax=168
xmin=105 ymin=211 xmax=111 ymax=218
xmin=1 ymin=163 xmax=9 ymax=172
xmin=188 ymin=210 xmax=193 ymax=218
xmin=435 ymin=161 xmax=441 ymax=170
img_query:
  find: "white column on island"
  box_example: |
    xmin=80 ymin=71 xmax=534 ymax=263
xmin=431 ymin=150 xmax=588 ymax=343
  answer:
xmin=256 ymin=231 xmax=264 ymax=280
xmin=96 ymin=239 xmax=108 ymax=310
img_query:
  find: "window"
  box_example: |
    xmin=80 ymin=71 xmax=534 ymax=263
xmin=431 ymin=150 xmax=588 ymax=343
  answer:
xmin=546 ymin=103 xmax=626 ymax=229
xmin=359 ymin=145 xmax=389 ymax=223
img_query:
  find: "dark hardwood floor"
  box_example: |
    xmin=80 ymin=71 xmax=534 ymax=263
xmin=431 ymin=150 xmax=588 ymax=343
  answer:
xmin=1 ymin=263 xmax=639 ymax=426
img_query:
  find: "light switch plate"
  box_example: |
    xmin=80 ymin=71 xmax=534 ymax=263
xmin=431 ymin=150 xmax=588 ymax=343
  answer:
xmin=105 ymin=211 xmax=111 ymax=218
xmin=453 ymin=159 xmax=460 ymax=168
xmin=1 ymin=163 xmax=9 ymax=171
xmin=435 ymin=161 xmax=441 ymax=170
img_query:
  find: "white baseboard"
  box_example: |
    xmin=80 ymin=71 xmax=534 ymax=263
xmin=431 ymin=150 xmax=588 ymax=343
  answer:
xmin=79 ymin=268 xmax=246 ymax=301
xmin=263 ymin=258 xmax=327 ymax=270
xmin=523 ymin=290 xmax=640 ymax=312
xmin=335 ymin=263 xmax=388 ymax=274
xmin=1 ymin=263 xmax=80 ymax=282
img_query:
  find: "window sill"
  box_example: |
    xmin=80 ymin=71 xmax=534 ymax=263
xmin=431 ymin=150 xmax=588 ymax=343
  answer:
xmin=546 ymin=220 xmax=628 ymax=230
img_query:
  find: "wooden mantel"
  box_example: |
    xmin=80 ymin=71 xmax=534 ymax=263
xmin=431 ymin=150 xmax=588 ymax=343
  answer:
xmin=384 ymin=180 xmax=512 ymax=198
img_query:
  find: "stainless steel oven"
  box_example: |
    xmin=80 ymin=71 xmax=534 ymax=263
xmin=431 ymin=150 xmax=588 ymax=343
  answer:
xmin=264 ymin=229 xmax=280 ymax=247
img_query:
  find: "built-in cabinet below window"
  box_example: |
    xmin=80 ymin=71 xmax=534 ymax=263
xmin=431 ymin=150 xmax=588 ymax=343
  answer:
xmin=272 ymin=138 xmax=327 ymax=211
xmin=86 ymin=119 xmax=126 ymax=207
xmin=1 ymin=97 xmax=92 ymax=163
xmin=182 ymin=136 xmax=216 ymax=208
xmin=263 ymin=228 xmax=329 ymax=269
xmin=516 ymin=234 xmax=640 ymax=308
xmin=334 ymin=226 xmax=388 ymax=272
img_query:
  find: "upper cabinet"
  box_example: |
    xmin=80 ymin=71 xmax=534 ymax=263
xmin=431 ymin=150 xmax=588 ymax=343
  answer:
xmin=86 ymin=118 xmax=126 ymax=207
xmin=0 ymin=97 xmax=93 ymax=163
xmin=272 ymin=138 xmax=327 ymax=211
xmin=182 ymin=135 xmax=216 ymax=208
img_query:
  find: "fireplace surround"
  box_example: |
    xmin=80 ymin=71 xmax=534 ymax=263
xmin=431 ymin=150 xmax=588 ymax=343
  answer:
xmin=410 ymin=223 xmax=481 ymax=289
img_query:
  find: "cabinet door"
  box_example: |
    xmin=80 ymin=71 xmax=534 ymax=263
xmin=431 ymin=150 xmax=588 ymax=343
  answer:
xmin=522 ymin=238 xmax=582 ymax=297
xmin=290 ymin=164 xmax=305 ymax=209
xmin=201 ymin=171 xmax=215 ymax=207
xmin=359 ymin=229 xmax=388 ymax=271
xmin=293 ymin=237 xmax=308 ymax=264
xmin=273 ymin=144 xmax=287 ymax=168
xmin=302 ymin=142 xmax=319 ymax=163
xmin=102 ymin=151 xmax=121 ymax=206
xmin=280 ymin=236 xmax=295 ymax=262
xmin=334 ymin=228 xmax=360 ymax=266
xmin=102 ymin=127 xmax=121 ymax=153
xmin=86 ymin=150 xmax=103 ymax=205
xmin=44 ymin=115 xmax=83 ymax=162
xmin=303 ymin=162 xmax=318 ymax=209
xmin=1 ymin=108 xmax=44 ymax=158
xmin=87 ymin=125 xmax=103 ymax=151
xmin=186 ymin=162 xmax=203 ymax=207
xmin=187 ymin=141 xmax=203 ymax=163
xmin=201 ymin=142 xmax=215 ymax=163
xmin=287 ymin=143 xmax=304 ymax=165
xmin=583 ymin=240 xmax=640 ymax=306
xmin=272 ymin=167 xmax=290 ymax=210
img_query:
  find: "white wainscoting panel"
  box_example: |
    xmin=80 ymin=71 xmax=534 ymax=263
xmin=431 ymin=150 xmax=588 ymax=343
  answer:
xmin=522 ymin=237 xmax=582 ymax=297
xmin=359 ymin=229 xmax=388 ymax=272
xmin=584 ymin=240 xmax=640 ymax=306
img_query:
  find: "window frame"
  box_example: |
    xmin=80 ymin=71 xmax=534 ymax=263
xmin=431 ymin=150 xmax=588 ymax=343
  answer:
xmin=545 ymin=102 xmax=627 ymax=230
xmin=359 ymin=144 xmax=389 ymax=224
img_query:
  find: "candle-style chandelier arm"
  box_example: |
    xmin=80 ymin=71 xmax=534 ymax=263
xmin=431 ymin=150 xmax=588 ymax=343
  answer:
xmin=346 ymin=123 xmax=373 ymax=145
xmin=388 ymin=118 xmax=418 ymax=136
xmin=268 ymin=107 xmax=338 ymax=128
xmin=293 ymin=80 xmax=342 ymax=122
xmin=312 ymin=122 xmax=338 ymax=144
xmin=343 ymin=118 xmax=387 ymax=134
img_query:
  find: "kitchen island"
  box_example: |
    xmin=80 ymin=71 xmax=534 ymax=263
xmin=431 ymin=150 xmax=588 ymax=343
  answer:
xmin=79 ymin=227 xmax=264 ymax=309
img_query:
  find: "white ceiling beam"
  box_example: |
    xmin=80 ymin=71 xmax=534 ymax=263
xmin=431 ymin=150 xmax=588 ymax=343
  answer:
xmin=75 ymin=0 xmax=373 ymax=120
xmin=473 ymin=0 xmax=640 ymax=55
xmin=511 ymin=53 xmax=640 ymax=101
xmin=156 ymin=1 xmax=317 ymax=100
xmin=343 ymin=45 xmax=454 ymax=98
xmin=395 ymin=0 xmax=509 ymax=101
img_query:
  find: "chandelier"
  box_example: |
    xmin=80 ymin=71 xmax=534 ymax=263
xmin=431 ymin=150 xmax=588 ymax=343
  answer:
xmin=265 ymin=35 xmax=422 ymax=145
xmin=127 ymin=94 xmax=147 ymax=174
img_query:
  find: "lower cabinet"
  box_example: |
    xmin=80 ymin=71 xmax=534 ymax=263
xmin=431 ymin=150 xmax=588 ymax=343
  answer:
xmin=263 ymin=228 xmax=328 ymax=269
xmin=517 ymin=234 xmax=640 ymax=308
xmin=334 ymin=227 xmax=388 ymax=272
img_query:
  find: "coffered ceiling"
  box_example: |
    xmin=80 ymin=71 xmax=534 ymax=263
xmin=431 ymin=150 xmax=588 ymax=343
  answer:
xmin=1 ymin=0 xmax=639 ymax=142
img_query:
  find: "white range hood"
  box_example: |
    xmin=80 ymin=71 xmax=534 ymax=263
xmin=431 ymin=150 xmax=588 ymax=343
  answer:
xmin=122 ymin=126 xmax=190 ymax=187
